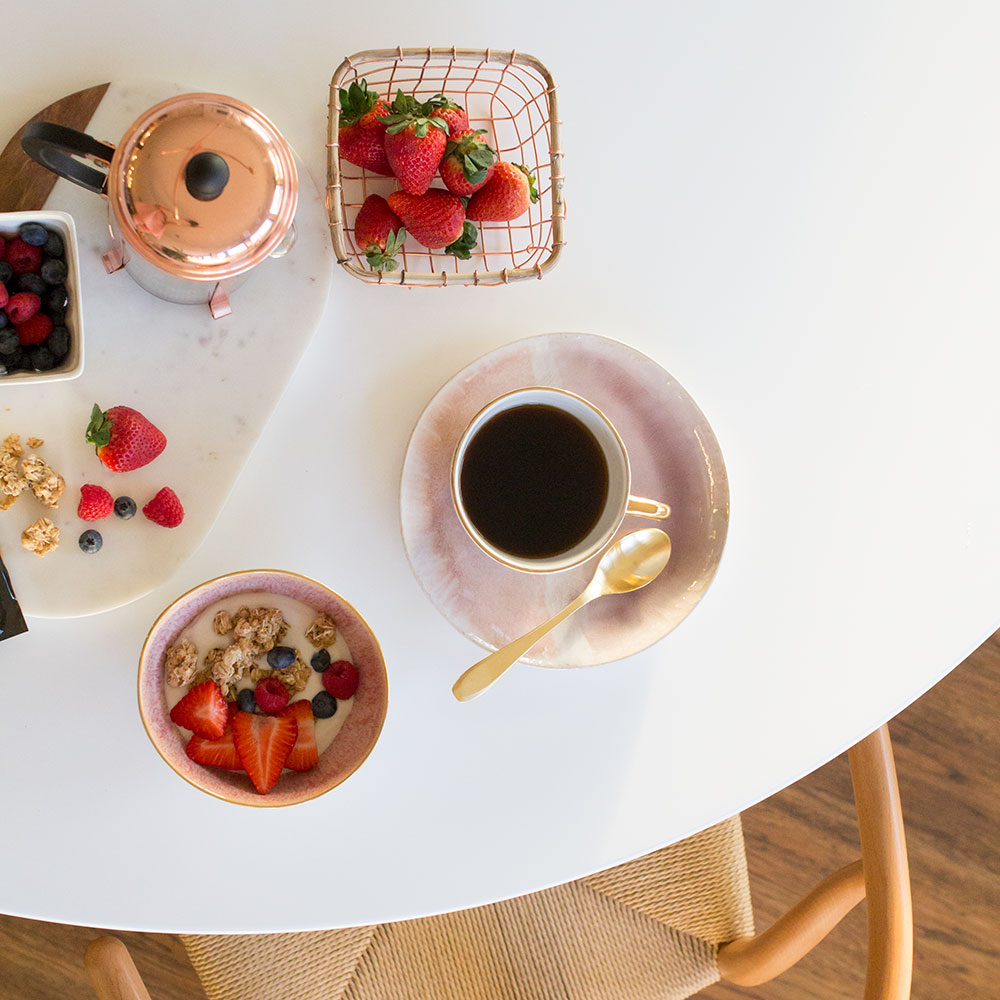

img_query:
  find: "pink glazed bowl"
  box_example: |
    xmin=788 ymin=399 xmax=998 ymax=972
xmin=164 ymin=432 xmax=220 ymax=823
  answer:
xmin=138 ymin=570 xmax=388 ymax=807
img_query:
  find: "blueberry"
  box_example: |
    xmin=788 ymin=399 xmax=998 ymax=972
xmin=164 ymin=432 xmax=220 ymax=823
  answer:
xmin=311 ymin=691 xmax=338 ymax=719
xmin=113 ymin=495 xmax=136 ymax=519
xmin=78 ymin=529 xmax=103 ymax=553
xmin=1 ymin=347 xmax=24 ymax=372
xmin=237 ymin=688 xmax=257 ymax=713
xmin=0 ymin=262 xmax=13 ymax=285
xmin=17 ymin=273 xmax=46 ymax=296
xmin=40 ymin=259 xmax=67 ymax=285
xmin=0 ymin=314 xmax=6 ymax=330
xmin=0 ymin=330 xmax=19 ymax=356
xmin=45 ymin=285 xmax=68 ymax=312
xmin=310 ymin=648 xmax=331 ymax=672
xmin=266 ymin=645 xmax=296 ymax=669
xmin=43 ymin=231 xmax=64 ymax=258
xmin=45 ymin=326 xmax=70 ymax=360
xmin=29 ymin=346 xmax=56 ymax=371
xmin=18 ymin=222 xmax=48 ymax=247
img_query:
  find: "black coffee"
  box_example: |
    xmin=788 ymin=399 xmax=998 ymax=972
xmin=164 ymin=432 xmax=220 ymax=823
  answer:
xmin=459 ymin=404 xmax=610 ymax=559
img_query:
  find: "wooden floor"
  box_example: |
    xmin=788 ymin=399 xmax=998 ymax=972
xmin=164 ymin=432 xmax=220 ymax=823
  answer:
xmin=2 ymin=632 xmax=997 ymax=1000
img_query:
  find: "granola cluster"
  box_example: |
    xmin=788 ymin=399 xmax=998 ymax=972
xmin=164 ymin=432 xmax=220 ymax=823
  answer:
xmin=305 ymin=611 xmax=337 ymax=648
xmin=164 ymin=639 xmax=203 ymax=687
xmin=21 ymin=517 xmax=60 ymax=556
xmin=1 ymin=434 xmax=68 ymax=555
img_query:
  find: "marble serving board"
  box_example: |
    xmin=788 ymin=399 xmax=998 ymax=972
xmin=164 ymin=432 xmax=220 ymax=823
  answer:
xmin=0 ymin=82 xmax=333 ymax=618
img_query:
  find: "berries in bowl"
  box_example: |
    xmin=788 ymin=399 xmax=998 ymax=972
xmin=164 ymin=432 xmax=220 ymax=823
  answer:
xmin=138 ymin=570 xmax=388 ymax=806
xmin=0 ymin=211 xmax=84 ymax=383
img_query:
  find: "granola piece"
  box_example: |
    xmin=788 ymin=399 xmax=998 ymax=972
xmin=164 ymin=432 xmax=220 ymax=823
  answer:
xmin=218 ymin=636 xmax=260 ymax=683
xmin=0 ymin=434 xmax=27 ymax=504
xmin=305 ymin=611 xmax=337 ymax=649
xmin=22 ymin=454 xmax=66 ymax=509
xmin=164 ymin=639 xmax=201 ymax=687
xmin=276 ymin=656 xmax=311 ymax=695
xmin=249 ymin=665 xmax=273 ymax=683
xmin=232 ymin=606 xmax=286 ymax=652
xmin=26 ymin=437 xmax=44 ymax=449
xmin=21 ymin=517 xmax=59 ymax=556
xmin=212 ymin=609 xmax=233 ymax=635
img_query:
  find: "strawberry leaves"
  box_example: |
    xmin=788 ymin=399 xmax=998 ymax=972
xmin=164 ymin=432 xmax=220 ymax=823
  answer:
xmin=514 ymin=164 xmax=540 ymax=205
xmin=338 ymin=79 xmax=380 ymax=126
xmin=382 ymin=89 xmax=449 ymax=138
xmin=364 ymin=228 xmax=406 ymax=271
xmin=445 ymin=221 xmax=478 ymax=260
xmin=85 ymin=404 xmax=112 ymax=451
xmin=445 ymin=129 xmax=497 ymax=184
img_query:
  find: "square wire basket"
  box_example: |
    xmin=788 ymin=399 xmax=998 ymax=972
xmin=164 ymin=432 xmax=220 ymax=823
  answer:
xmin=327 ymin=47 xmax=565 ymax=286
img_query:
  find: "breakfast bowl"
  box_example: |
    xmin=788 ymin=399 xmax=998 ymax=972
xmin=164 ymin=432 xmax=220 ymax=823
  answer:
xmin=0 ymin=210 xmax=84 ymax=383
xmin=138 ymin=570 xmax=388 ymax=807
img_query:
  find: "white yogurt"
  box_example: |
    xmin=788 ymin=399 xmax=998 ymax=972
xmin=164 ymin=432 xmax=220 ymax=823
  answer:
xmin=163 ymin=590 xmax=354 ymax=758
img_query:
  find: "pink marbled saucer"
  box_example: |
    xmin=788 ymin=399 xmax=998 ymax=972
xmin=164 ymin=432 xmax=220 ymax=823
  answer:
xmin=400 ymin=333 xmax=729 ymax=667
xmin=138 ymin=570 xmax=388 ymax=807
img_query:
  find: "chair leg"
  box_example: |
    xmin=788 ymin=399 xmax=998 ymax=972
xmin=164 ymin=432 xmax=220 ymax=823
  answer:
xmin=85 ymin=936 xmax=153 ymax=1000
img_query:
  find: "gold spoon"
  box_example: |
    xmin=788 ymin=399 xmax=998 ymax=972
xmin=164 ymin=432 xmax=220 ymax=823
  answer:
xmin=452 ymin=528 xmax=673 ymax=702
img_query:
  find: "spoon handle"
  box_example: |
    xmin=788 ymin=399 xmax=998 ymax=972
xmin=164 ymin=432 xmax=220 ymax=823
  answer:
xmin=452 ymin=589 xmax=594 ymax=702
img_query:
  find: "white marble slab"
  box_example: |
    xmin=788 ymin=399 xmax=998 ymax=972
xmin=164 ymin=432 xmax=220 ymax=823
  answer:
xmin=0 ymin=82 xmax=333 ymax=617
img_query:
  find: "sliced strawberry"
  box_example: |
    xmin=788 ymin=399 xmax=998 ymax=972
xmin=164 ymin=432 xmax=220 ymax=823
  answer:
xmin=185 ymin=726 xmax=242 ymax=770
xmin=231 ymin=710 xmax=298 ymax=794
xmin=169 ymin=681 xmax=228 ymax=740
xmin=282 ymin=700 xmax=318 ymax=772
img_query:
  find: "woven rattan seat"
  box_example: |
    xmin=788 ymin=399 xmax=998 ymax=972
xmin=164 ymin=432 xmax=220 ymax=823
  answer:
xmin=182 ymin=816 xmax=753 ymax=1000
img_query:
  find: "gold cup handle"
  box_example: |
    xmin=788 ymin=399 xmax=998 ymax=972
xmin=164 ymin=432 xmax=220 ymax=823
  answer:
xmin=626 ymin=496 xmax=670 ymax=520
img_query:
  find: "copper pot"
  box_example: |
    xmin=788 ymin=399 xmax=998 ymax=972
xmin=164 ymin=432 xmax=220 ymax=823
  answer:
xmin=22 ymin=93 xmax=298 ymax=318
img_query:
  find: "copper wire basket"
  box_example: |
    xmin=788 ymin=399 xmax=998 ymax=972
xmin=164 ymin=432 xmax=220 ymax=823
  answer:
xmin=327 ymin=47 xmax=565 ymax=286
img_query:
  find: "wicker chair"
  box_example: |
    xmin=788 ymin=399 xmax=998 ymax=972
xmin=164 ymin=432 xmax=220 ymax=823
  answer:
xmin=86 ymin=725 xmax=911 ymax=1000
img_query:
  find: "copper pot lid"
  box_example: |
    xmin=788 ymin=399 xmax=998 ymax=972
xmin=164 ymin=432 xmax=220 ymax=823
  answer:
xmin=107 ymin=94 xmax=298 ymax=281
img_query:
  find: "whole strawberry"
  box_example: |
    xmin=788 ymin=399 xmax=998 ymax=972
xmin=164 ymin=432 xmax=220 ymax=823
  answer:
xmin=466 ymin=162 xmax=539 ymax=222
xmin=387 ymin=189 xmax=467 ymax=250
xmin=338 ymin=79 xmax=393 ymax=176
xmin=381 ymin=90 xmax=449 ymax=195
xmin=354 ymin=195 xmax=406 ymax=271
xmin=143 ymin=487 xmax=184 ymax=528
xmin=439 ymin=130 xmax=496 ymax=197
xmin=86 ymin=404 xmax=166 ymax=472
xmin=426 ymin=95 xmax=469 ymax=137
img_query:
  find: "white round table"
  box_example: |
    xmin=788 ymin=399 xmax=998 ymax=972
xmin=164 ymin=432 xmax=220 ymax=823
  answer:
xmin=2 ymin=2 xmax=998 ymax=934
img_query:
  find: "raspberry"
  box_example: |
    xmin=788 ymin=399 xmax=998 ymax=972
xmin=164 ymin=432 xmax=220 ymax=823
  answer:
xmin=321 ymin=660 xmax=359 ymax=700
xmin=7 ymin=292 xmax=40 ymax=324
xmin=254 ymin=677 xmax=290 ymax=714
xmin=142 ymin=487 xmax=184 ymax=528
xmin=78 ymin=484 xmax=114 ymax=521
xmin=0 ymin=281 xmax=7 ymax=310
xmin=0 ymin=236 xmax=6 ymax=261
xmin=6 ymin=238 xmax=42 ymax=275
xmin=15 ymin=313 xmax=52 ymax=346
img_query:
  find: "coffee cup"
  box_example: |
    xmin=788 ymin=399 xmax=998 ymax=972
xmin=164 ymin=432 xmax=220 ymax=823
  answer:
xmin=451 ymin=387 xmax=669 ymax=572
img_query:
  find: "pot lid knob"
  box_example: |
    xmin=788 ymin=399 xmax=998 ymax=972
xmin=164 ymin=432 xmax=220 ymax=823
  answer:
xmin=184 ymin=151 xmax=230 ymax=201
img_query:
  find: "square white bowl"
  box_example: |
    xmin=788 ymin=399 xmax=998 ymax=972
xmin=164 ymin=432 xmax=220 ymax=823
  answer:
xmin=0 ymin=209 xmax=84 ymax=384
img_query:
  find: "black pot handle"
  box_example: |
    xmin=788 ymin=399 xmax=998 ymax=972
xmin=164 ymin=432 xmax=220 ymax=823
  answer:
xmin=21 ymin=122 xmax=116 ymax=196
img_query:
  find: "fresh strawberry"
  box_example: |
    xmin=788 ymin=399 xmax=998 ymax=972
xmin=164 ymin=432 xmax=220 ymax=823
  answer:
xmin=86 ymin=404 xmax=166 ymax=472
xmin=354 ymin=195 xmax=406 ymax=271
xmin=185 ymin=725 xmax=242 ymax=770
xmin=387 ymin=189 xmax=467 ymax=249
xmin=6 ymin=238 xmax=42 ymax=275
xmin=6 ymin=292 xmax=40 ymax=324
xmin=142 ymin=487 xmax=184 ymax=528
xmin=439 ymin=130 xmax=496 ymax=197
xmin=231 ymin=710 xmax=298 ymax=794
xmin=78 ymin=484 xmax=114 ymax=520
xmin=382 ymin=90 xmax=449 ymax=195
xmin=282 ymin=700 xmax=318 ymax=772
xmin=322 ymin=659 xmax=360 ymax=700
xmin=466 ymin=162 xmax=539 ymax=222
xmin=15 ymin=313 xmax=53 ymax=346
xmin=170 ymin=681 xmax=228 ymax=740
xmin=426 ymin=95 xmax=469 ymax=137
xmin=254 ymin=676 xmax=290 ymax=714
xmin=338 ymin=79 xmax=393 ymax=176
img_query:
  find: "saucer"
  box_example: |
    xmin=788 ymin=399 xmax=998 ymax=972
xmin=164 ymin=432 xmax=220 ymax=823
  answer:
xmin=399 ymin=333 xmax=729 ymax=667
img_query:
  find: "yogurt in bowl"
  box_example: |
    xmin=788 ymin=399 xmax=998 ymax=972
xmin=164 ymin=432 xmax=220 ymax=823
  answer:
xmin=138 ymin=570 xmax=388 ymax=807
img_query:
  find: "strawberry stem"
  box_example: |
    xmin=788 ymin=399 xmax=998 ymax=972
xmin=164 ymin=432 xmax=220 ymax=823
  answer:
xmin=338 ymin=79 xmax=380 ymax=126
xmin=364 ymin=228 xmax=406 ymax=271
xmin=445 ymin=221 xmax=478 ymax=260
xmin=85 ymin=404 xmax=112 ymax=452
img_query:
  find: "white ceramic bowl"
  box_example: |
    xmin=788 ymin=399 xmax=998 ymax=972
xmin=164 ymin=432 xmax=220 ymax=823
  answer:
xmin=0 ymin=210 xmax=84 ymax=384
